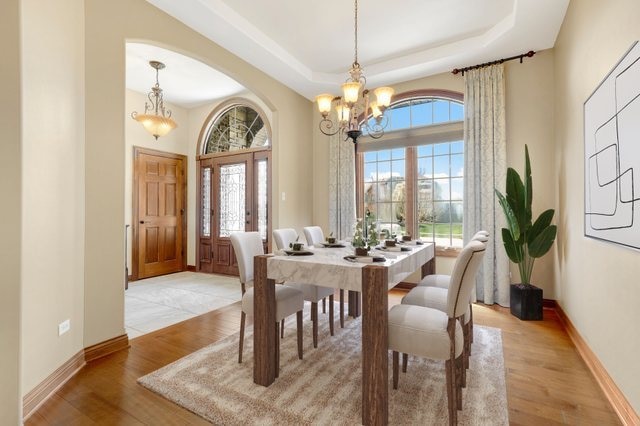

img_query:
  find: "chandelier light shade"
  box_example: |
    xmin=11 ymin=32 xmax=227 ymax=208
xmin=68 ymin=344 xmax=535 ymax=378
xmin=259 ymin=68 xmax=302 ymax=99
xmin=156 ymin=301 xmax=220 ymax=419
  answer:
xmin=131 ymin=60 xmax=177 ymax=140
xmin=316 ymin=0 xmax=394 ymax=143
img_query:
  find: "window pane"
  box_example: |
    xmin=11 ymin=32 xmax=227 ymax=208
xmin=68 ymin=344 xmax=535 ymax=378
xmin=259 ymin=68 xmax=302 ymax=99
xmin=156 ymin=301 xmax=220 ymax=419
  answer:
xmin=377 ymin=161 xmax=390 ymax=179
xmin=378 ymin=202 xmax=393 ymax=222
xmin=377 ymin=149 xmax=391 ymax=161
xmin=364 ymin=162 xmax=377 ymax=181
xmin=450 ymin=102 xmax=464 ymax=121
xmin=417 ymin=157 xmax=432 ymax=177
xmin=391 ymin=148 xmax=404 ymax=160
xmin=417 ymin=144 xmax=432 ymax=156
xmin=219 ymin=163 xmax=246 ymax=237
xmin=364 ymin=182 xmax=377 ymax=204
xmin=451 ymin=140 xmax=464 ymax=154
xmin=451 ymin=154 xmax=464 ymax=177
xmin=433 ymin=100 xmax=450 ymax=123
xmin=434 ymin=143 xmax=449 ymax=156
xmin=434 ymin=155 xmax=449 ymax=176
xmin=434 ymin=179 xmax=450 ymax=200
xmin=451 ymin=178 xmax=463 ymax=200
xmin=411 ymin=100 xmax=433 ymax=127
xmin=206 ymin=105 xmax=269 ymax=153
xmin=257 ymin=160 xmax=268 ymax=240
xmin=364 ymin=151 xmax=377 ymax=162
xmin=391 ymin=160 xmax=405 ymax=179
xmin=389 ymin=103 xmax=411 ymax=130
xmin=201 ymin=167 xmax=211 ymax=237
xmin=378 ymin=181 xmax=392 ymax=202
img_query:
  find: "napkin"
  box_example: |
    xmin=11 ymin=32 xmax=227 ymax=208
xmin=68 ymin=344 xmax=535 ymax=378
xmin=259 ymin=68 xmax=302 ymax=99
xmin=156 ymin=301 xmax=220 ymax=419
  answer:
xmin=383 ymin=246 xmax=403 ymax=252
xmin=354 ymin=257 xmax=375 ymax=263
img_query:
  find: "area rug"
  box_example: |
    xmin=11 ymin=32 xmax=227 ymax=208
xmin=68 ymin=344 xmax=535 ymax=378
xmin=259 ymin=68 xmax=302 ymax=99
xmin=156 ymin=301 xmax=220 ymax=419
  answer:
xmin=138 ymin=308 xmax=508 ymax=425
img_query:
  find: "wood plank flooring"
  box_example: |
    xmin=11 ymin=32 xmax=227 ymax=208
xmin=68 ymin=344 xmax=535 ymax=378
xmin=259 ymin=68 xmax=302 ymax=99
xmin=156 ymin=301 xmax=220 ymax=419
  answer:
xmin=26 ymin=290 xmax=621 ymax=425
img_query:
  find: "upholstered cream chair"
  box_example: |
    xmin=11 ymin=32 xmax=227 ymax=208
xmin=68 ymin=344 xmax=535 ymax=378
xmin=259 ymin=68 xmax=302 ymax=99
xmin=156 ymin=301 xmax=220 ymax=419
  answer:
xmin=273 ymin=228 xmax=335 ymax=347
xmin=303 ymin=226 xmax=347 ymax=328
xmin=388 ymin=240 xmax=486 ymax=425
xmin=230 ymin=232 xmax=304 ymax=374
xmin=403 ymin=230 xmax=490 ymax=382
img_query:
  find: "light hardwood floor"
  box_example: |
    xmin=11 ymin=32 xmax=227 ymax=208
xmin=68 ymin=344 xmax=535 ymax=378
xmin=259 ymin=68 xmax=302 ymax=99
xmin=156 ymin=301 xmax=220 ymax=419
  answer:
xmin=26 ymin=289 xmax=621 ymax=425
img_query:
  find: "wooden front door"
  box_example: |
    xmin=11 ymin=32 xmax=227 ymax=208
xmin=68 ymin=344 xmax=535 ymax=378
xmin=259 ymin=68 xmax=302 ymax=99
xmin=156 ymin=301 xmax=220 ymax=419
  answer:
xmin=133 ymin=147 xmax=187 ymax=280
xmin=197 ymin=150 xmax=270 ymax=275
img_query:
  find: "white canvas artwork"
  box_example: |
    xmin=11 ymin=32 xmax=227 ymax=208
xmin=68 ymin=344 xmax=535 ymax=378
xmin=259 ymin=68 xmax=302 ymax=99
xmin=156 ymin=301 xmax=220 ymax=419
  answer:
xmin=584 ymin=41 xmax=640 ymax=249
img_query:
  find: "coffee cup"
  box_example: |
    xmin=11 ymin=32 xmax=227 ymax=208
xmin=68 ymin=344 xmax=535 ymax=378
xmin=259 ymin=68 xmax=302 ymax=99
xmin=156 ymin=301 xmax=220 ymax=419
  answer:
xmin=290 ymin=242 xmax=304 ymax=251
xmin=326 ymin=237 xmax=336 ymax=244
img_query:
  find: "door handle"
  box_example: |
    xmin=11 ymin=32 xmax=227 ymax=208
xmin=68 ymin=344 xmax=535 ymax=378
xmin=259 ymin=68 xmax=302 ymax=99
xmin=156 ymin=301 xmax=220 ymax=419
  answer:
xmin=139 ymin=220 xmax=145 ymax=224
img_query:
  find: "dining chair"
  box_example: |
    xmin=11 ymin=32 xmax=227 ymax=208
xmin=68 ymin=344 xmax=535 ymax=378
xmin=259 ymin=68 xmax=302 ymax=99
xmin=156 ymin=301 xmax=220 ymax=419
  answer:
xmin=388 ymin=240 xmax=486 ymax=425
xmin=230 ymin=232 xmax=304 ymax=375
xmin=303 ymin=226 xmax=347 ymax=328
xmin=401 ymin=232 xmax=489 ymax=385
xmin=273 ymin=228 xmax=335 ymax=347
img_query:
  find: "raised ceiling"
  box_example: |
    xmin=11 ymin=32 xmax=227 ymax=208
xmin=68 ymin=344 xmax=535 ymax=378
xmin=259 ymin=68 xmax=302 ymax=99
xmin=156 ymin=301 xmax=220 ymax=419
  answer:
xmin=126 ymin=43 xmax=246 ymax=109
xmin=145 ymin=0 xmax=569 ymax=100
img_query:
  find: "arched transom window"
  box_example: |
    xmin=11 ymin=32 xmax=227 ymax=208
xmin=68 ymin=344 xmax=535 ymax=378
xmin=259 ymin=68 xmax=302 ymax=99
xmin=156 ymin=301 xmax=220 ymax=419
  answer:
xmin=203 ymin=104 xmax=270 ymax=154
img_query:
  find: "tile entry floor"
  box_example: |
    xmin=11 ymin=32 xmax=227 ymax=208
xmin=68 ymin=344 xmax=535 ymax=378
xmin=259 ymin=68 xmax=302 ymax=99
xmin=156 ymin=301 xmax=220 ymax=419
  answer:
xmin=125 ymin=271 xmax=242 ymax=339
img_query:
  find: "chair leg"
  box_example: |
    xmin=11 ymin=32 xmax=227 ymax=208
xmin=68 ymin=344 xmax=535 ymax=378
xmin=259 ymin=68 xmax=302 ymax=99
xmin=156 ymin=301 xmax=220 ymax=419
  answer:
xmin=402 ymin=353 xmax=409 ymax=373
xmin=339 ymin=289 xmax=344 ymax=328
xmin=281 ymin=318 xmax=285 ymax=339
xmin=238 ymin=311 xmax=246 ymax=363
xmin=456 ymin=355 xmax=463 ymax=410
xmin=469 ymin=303 xmax=474 ymax=344
xmin=296 ymin=310 xmax=303 ymax=360
xmin=312 ymin=302 xmax=318 ymax=348
xmin=392 ymin=351 xmax=399 ymax=389
xmin=275 ymin=321 xmax=280 ymax=378
xmin=329 ymin=294 xmax=334 ymax=336
xmin=464 ymin=320 xmax=470 ymax=370
xmin=445 ymin=359 xmax=456 ymax=425
xmin=322 ymin=297 xmax=326 ymax=313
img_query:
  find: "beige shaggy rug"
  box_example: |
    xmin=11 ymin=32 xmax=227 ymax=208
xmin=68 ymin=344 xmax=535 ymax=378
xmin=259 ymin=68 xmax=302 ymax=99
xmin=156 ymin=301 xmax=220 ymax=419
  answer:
xmin=138 ymin=307 xmax=508 ymax=425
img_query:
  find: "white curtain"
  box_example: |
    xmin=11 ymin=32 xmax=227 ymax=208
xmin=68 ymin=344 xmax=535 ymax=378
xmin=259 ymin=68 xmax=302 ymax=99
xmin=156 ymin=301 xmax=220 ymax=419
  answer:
xmin=328 ymin=132 xmax=356 ymax=241
xmin=463 ymin=64 xmax=510 ymax=306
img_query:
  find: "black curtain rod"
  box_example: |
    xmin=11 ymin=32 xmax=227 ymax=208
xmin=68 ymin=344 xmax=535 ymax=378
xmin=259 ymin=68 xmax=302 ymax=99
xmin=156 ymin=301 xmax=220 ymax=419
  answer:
xmin=452 ymin=50 xmax=536 ymax=76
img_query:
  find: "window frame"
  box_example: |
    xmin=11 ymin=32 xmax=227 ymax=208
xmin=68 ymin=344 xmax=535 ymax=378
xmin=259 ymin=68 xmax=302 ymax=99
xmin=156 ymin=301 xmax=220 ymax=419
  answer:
xmin=355 ymin=90 xmax=464 ymax=256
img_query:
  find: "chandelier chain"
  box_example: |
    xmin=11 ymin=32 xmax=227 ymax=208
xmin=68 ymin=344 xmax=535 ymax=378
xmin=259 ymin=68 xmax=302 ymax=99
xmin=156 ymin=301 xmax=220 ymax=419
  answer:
xmin=354 ymin=0 xmax=358 ymax=65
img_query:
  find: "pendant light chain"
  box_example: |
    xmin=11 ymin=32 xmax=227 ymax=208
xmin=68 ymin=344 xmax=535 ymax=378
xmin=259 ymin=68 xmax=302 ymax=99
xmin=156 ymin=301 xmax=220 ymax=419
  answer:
xmin=354 ymin=0 xmax=358 ymax=66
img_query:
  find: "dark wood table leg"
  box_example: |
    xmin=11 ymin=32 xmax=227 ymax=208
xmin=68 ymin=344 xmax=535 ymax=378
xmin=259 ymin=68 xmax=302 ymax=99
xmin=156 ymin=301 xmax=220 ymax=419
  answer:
xmin=253 ymin=255 xmax=276 ymax=386
xmin=421 ymin=257 xmax=435 ymax=278
xmin=362 ymin=265 xmax=388 ymax=425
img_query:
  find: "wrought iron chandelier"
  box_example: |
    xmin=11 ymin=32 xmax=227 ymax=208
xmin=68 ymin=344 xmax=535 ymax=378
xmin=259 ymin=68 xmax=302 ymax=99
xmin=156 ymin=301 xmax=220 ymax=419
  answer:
xmin=315 ymin=0 xmax=394 ymax=143
xmin=131 ymin=60 xmax=177 ymax=140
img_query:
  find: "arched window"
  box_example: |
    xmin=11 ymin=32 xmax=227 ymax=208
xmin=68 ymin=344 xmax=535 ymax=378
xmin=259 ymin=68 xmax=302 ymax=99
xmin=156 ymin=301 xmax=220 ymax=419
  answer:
xmin=357 ymin=90 xmax=464 ymax=251
xmin=202 ymin=102 xmax=270 ymax=154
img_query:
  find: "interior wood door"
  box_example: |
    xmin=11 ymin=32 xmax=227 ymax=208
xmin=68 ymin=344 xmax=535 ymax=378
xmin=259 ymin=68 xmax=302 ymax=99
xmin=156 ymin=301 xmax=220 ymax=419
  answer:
xmin=197 ymin=151 xmax=271 ymax=275
xmin=134 ymin=148 xmax=186 ymax=279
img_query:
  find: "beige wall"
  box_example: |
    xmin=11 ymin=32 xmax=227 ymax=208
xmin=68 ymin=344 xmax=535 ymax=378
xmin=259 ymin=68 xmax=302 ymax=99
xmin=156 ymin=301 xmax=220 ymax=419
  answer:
xmin=554 ymin=0 xmax=640 ymax=411
xmin=85 ymin=0 xmax=313 ymax=347
xmin=20 ymin=0 xmax=85 ymax=396
xmin=0 ymin=0 xmax=22 ymax=421
xmin=312 ymin=53 xmax=556 ymax=287
xmin=124 ymin=89 xmax=189 ymax=272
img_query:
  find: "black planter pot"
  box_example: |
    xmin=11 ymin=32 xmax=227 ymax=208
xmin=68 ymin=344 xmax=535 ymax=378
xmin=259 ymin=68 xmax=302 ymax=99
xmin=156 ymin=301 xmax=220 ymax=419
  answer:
xmin=510 ymin=283 xmax=543 ymax=320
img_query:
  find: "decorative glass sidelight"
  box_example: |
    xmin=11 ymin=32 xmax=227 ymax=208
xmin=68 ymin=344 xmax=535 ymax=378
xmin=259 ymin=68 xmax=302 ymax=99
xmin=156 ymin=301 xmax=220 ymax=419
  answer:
xmin=257 ymin=160 xmax=267 ymax=240
xmin=219 ymin=163 xmax=246 ymax=237
xmin=201 ymin=167 xmax=211 ymax=237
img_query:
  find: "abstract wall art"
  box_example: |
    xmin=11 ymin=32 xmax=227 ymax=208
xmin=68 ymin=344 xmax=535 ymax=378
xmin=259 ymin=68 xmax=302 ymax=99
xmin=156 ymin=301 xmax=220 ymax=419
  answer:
xmin=584 ymin=41 xmax=640 ymax=249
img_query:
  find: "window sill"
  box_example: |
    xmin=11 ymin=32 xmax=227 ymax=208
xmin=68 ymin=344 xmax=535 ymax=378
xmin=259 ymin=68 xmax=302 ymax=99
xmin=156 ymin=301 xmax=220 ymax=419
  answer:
xmin=435 ymin=246 xmax=461 ymax=258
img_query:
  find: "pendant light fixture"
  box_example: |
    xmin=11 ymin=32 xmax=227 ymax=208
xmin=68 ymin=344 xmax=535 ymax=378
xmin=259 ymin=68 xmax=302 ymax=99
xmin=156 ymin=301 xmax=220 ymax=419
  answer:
xmin=131 ymin=60 xmax=177 ymax=140
xmin=315 ymin=0 xmax=394 ymax=143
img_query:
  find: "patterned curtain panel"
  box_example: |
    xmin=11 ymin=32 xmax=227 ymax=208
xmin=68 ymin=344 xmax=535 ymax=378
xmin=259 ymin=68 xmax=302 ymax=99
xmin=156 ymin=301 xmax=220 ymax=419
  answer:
xmin=463 ymin=64 xmax=510 ymax=306
xmin=328 ymin=131 xmax=356 ymax=241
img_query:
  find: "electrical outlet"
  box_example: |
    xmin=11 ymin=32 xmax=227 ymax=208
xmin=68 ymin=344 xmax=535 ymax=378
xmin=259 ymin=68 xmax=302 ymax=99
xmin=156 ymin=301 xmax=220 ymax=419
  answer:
xmin=58 ymin=319 xmax=70 ymax=336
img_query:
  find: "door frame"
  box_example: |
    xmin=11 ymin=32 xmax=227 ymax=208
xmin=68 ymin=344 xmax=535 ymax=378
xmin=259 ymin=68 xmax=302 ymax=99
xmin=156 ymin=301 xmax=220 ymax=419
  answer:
xmin=132 ymin=146 xmax=188 ymax=281
xmin=196 ymin=147 xmax=272 ymax=274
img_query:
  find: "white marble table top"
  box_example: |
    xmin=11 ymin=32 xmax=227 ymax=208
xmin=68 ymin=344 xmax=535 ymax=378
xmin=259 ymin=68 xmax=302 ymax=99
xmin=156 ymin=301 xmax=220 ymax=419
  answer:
xmin=266 ymin=243 xmax=434 ymax=292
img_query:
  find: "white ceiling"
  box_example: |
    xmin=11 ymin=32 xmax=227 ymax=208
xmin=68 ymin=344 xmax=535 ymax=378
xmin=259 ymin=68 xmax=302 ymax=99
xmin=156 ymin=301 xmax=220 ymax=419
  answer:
xmin=144 ymin=0 xmax=569 ymax=101
xmin=126 ymin=43 xmax=246 ymax=108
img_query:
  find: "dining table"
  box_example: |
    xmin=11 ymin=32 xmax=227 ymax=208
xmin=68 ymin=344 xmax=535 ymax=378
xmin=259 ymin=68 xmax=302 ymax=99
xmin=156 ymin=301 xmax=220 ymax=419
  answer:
xmin=252 ymin=241 xmax=435 ymax=425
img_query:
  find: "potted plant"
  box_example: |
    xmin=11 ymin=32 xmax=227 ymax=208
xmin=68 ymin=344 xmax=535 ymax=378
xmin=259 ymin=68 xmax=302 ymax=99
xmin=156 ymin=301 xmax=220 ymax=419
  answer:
xmin=495 ymin=145 xmax=557 ymax=320
xmin=352 ymin=218 xmax=369 ymax=256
